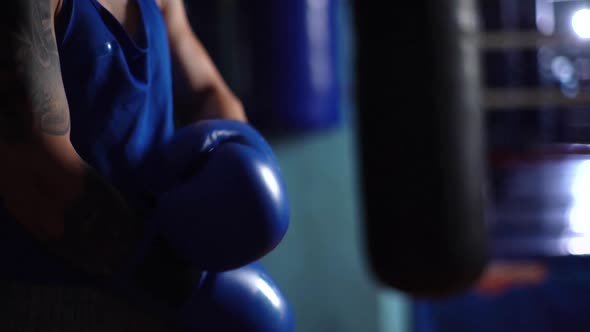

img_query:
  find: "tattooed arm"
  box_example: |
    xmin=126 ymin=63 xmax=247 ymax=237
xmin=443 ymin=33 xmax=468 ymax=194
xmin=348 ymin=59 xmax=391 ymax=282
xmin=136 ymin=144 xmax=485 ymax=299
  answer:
xmin=0 ymin=0 xmax=144 ymax=276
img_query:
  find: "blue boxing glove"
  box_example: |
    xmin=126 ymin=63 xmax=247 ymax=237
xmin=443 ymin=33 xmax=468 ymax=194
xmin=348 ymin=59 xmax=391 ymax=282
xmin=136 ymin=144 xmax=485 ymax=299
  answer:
xmin=179 ymin=262 xmax=294 ymax=332
xmin=141 ymin=120 xmax=290 ymax=271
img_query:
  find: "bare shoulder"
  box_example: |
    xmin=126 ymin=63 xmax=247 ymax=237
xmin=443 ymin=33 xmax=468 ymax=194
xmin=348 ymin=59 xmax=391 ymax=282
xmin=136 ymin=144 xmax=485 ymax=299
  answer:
xmin=53 ymin=0 xmax=62 ymax=17
xmin=156 ymin=0 xmax=187 ymax=17
xmin=153 ymin=0 xmax=165 ymax=11
xmin=6 ymin=0 xmax=60 ymax=17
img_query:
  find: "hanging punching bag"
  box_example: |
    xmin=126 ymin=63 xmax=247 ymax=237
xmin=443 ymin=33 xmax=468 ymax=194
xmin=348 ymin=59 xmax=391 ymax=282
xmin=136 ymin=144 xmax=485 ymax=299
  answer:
xmin=239 ymin=0 xmax=341 ymax=134
xmin=354 ymin=0 xmax=489 ymax=297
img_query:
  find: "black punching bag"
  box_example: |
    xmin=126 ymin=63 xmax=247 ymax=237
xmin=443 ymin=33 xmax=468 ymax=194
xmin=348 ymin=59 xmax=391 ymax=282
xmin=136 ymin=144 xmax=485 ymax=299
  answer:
xmin=354 ymin=0 xmax=489 ymax=297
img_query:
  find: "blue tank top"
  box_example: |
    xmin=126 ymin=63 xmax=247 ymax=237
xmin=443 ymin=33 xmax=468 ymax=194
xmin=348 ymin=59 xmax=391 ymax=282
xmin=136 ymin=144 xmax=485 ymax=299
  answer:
xmin=0 ymin=0 xmax=175 ymax=283
xmin=57 ymin=0 xmax=175 ymax=196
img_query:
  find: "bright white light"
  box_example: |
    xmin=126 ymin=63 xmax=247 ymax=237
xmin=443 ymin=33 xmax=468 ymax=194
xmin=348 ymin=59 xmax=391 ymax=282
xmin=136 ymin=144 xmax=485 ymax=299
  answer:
xmin=551 ymin=56 xmax=575 ymax=83
xmin=260 ymin=165 xmax=281 ymax=202
xmin=572 ymin=9 xmax=590 ymax=39
xmin=566 ymin=237 xmax=590 ymax=255
xmin=255 ymin=278 xmax=282 ymax=308
xmin=571 ymin=161 xmax=590 ymax=198
xmin=569 ymin=161 xmax=590 ymax=234
xmin=568 ymin=205 xmax=590 ymax=234
xmin=235 ymin=269 xmax=282 ymax=309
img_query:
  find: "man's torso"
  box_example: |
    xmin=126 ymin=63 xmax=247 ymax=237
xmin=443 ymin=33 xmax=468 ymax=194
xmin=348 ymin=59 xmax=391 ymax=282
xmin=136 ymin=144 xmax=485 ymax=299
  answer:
xmin=0 ymin=0 xmax=176 ymax=283
xmin=57 ymin=0 xmax=164 ymax=33
xmin=0 ymin=1 xmax=177 ymax=330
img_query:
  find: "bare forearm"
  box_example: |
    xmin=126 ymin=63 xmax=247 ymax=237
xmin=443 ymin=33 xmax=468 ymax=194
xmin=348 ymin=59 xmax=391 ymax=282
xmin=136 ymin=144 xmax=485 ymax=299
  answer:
xmin=174 ymin=85 xmax=246 ymax=127
xmin=171 ymin=40 xmax=246 ymax=124
xmin=1 ymin=153 xmax=143 ymax=277
xmin=198 ymin=86 xmax=246 ymax=122
xmin=166 ymin=3 xmax=246 ymax=124
xmin=47 ymin=161 xmax=144 ymax=276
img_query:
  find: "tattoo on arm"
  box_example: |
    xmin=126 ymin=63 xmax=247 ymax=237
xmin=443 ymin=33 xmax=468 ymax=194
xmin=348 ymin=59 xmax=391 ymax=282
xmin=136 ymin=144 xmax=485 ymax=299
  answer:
xmin=0 ymin=2 xmax=146 ymax=277
xmin=0 ymin=0 xmax=70 ymax=142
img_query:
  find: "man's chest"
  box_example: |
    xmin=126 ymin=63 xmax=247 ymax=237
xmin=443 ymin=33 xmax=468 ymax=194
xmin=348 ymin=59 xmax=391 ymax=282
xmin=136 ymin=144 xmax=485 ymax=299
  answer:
xmin=96 ymin=0 xmax=141 ymax=38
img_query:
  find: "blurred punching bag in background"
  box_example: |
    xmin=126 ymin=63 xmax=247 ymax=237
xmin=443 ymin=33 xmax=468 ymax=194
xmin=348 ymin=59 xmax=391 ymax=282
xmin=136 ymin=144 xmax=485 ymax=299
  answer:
xmin=183 ymin=0 xmax=341 ymax=135
xmin=239 ymin=0 xmax=342 ymax=134
xmin=354 ymin=0 xmax=489 ymax=297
